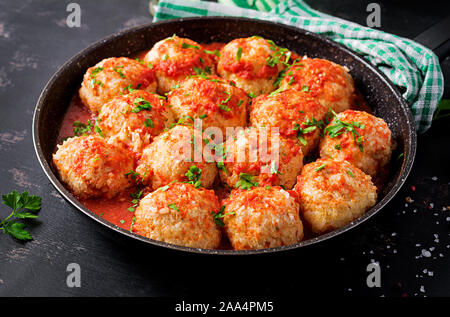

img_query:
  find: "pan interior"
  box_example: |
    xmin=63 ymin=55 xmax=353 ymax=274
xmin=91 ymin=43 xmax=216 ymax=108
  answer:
xmin=33 ymin=17 xmax=416 ymax=255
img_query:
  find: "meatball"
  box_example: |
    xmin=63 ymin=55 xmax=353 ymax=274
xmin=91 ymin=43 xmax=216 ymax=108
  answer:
xmin=96 ymin=90 xmax=174 ymax=153
xmin=222 ymin=186 xmax=303 ymax=250
xmin=250 ymin=89 xmax=328 ymax=155
xmin=219 ymin=127 xmax=303 ymax=190
xmin=52 ymin=135 xmax=134 ymax=199
xmin=167 ymin=75 xmax=249 ymax=136
xmin=136 ymin=125 xmax=218 ymax=190
xmin=143 ymin=35 xmax=216 ymax=94
xmin=134 ymin=182 xmax=221 ymax=249
xmin=294 ymin=158 xmax=377 ymax=234
xmin=279 ymin=57 xmax=354 ymax=113
xmin=319 ymin=110 xmax=392 ymax=178
xmin=217 ymin=37 xmax=288 ymax=96
xmin=79 ymin=57 xmax=157 ymax=113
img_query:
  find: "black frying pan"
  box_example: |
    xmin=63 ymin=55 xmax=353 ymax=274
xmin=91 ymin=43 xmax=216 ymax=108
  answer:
xmin=32 ymin=17 xmax=416 ymax=254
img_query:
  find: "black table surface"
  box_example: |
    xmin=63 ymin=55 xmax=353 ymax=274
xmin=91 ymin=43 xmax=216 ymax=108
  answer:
xmin=0 ymin=0 xmax=449 ymax=297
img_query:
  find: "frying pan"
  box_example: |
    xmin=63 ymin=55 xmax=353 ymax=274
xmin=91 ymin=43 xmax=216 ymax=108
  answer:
xmin=32 ymin=17 xmax=416 ymax=254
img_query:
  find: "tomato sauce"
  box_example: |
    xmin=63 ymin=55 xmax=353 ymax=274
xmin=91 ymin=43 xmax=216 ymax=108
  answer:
xmin=80 ymin=189 xmax=139 ymax=231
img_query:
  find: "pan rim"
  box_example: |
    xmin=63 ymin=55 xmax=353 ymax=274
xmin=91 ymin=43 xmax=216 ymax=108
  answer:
xmin=32 ymin=16 xmax=417 ymax=255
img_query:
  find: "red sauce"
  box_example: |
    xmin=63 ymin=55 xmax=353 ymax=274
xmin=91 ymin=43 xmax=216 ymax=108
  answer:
xmin=80 ymin=189 xmax=138 ymax=231
xmin=57 ymin=95 xmax=94 ymax=144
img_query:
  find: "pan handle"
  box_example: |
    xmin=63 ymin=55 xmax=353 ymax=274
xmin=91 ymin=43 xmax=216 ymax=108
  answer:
xmin=414 ymin=15 xmax=450 ymax=60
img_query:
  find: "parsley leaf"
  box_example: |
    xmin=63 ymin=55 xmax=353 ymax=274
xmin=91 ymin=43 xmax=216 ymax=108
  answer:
xmin=314 ymin=164 xmax=326 ymax=172
xmin=185 ymin=165 xmax=202 ymax=188
xmin=204 ymin=49 xmax=221 ymax=57
xmin=131 ymin=97 xmax=152 ymax=113
xmin=211 ymin=206 xmax=235 ymax=227
xmin=324 ymin=114 xmax=365 ymax=152
xmin=1 ymin=190 xmax=41 ymax=241
xmin=145 ymin=118 xmax=154 ymax=128
xmin=236 ymin=47 xmax=243 ymax=61
xmin=301 ymin=85 xmax=310 ymax=92
xmin=181 ymin=43 xmax=199 ymax=50
xmin=73 ymin=120 xmax=93 ymax=137
xmin=293 ymin=123 xmax=316 ymax=145
xmin=168 ymin=203 xmax=179 ymax=212
xmin=113 ymin=66 xmax=125 ymax=78
xmin=235 ymin=173 xmax=258 ymax=190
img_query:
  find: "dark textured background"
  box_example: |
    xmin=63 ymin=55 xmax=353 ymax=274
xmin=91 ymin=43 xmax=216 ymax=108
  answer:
xmin=0 ymin=0 xmax=449 ymax=297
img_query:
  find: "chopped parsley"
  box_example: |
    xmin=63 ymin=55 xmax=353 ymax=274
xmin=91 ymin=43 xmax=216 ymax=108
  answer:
xmin=314 ymin=163 xmax=326 ymax=172
xmin=204 ymin=49 xmax=221 ymax=57
xmin=181 ymin=43 xmax=199 ymax=50
xmin=125 ymin=170 xmax=140 ymax=181
xmin=113 ymin=66 xmax=125 ymax=78
xmin=273 ymin=68 xmax=287 ymax=87
xmin=73 ymin=120 xmax=93 ymax=136
xmin=156 ymin=184 xmax=170 ymax=192
xmin=129 ymin=216 xmax=136 ymax=233
xmin=236 ymin=47 xmax=243 ymax=61
xmin=211 ymin=205 xmax=235 ymax=227
xmin=90 ymin=67 xmax=104 ymax=88
xmin=185 ymin=165 xmax=202 ymax=188
xmin=293 ymin=123 xmax=316 ymax=146
xmin=168 ymin=203 xmax=179 ymax=212
xmin=144 ymin=118 xmax=154 ymax=128
xmin=91 ymin=67 xmax=104 ymax=77
xmin=94 ymin=118 xmax=105 ymax=138
xmin=347 ymin=169 xmax=354 ymax=178
xmin=124 ymin=84 xmax=140 ymax=93
xmin=266 ymin=40 xmax=290 ymax=67
xmin=194 ymin=66 xmax=212 ymax=76
xmin=162 ymin=54 xmax=168 ymax=61
xmin=324 ymin=112 xmax=365 ymax=152
xmin=219 ymin=91 xmax=231 ymax=111
xmin=131 ymin=97 xmax=152 ymax=113
xmin=301 ymin=85 xmax=310 ymax=92
xmin=235 ymin=173 xmax=258 ymax=190
xmin=268 ymin=86 xmax=284 ymax=97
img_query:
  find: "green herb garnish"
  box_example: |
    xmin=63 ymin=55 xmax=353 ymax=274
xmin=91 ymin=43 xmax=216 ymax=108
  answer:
xmin=204 ymin=49 xmax=221 ymax=57
xmin=235 ymin=173 xmax=258 ymax=190
xmin=131 ymin=97 xmax=152 ymax=113
xmin=145 ymin=118 xmax=154 ymax=128
xmin=324 ymin=112 xmax=365 ymax=152
xmin=236 ymin=47 xmax=243 ymax=61
xmin=113 ymin=66 xmax=125 ymax=78
xmin=211 ymin=205 xmax=235 ymax=227
xmin=314 ymin=164 xmax=326 ymax=172
xmin=181 ymin=43 xmax=199 ymax=50
xmin=73 ymin=120 xmax=93 ymax=136
xmin=0 ymin=190 xmax=41 ymax=241
xmin=185 ymin=165 xmax=202 ymax=188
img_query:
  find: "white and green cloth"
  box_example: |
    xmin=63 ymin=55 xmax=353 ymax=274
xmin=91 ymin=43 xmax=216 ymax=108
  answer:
xmin=154 ymin=0 xmax=444 ymax=132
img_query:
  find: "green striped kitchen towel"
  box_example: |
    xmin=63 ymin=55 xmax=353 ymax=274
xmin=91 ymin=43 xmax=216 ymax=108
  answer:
xmin=154 ymin=0 xmax=444 ymax=133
